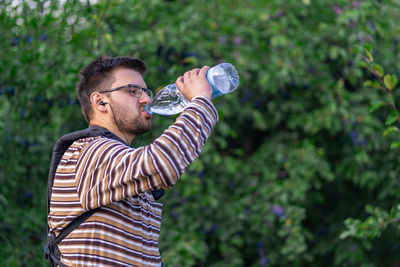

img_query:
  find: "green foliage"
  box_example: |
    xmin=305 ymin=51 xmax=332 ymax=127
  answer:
xmin=361 ymin=47 xmax=400 ymax=143
xmin=338 ymin=44 xmax=400 ymax=257
xmin=340 ymin=205 xmax=400 ymax=240
xmin=1 ymin=0 xmax=400 ymax=266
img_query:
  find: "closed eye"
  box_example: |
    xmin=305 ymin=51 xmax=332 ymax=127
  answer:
xmin=127 ymin=87 xmax=141 ymax=97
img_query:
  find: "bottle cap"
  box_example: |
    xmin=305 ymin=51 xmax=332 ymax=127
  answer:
xmin=145 ymin=104 xmax=152 ymax=115
xmin=206 ymin=69 xmax=223 ymax=98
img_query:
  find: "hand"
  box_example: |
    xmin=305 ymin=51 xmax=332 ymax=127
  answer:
xmin=175 ymin=66 xmax=212 ymax=101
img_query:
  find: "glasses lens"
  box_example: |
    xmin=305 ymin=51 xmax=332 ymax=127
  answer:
xmin=144 ymin=88 xmax=153 ymax=99
xmin=124 ymin=85 xmax=153 ymax=99
xmin=126 ymin=86 xmax=140 ymax=97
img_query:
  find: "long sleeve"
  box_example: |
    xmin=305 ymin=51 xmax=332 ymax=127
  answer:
xmin=75 ymin=96 xmax=218 ymax=210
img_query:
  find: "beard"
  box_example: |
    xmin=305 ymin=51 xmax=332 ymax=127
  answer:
xmin=111 ymin=102 xmax=152 ymax=136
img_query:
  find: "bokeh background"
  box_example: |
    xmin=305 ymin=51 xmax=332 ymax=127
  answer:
xmin=1 ymin=0 xmax=400 ymax=266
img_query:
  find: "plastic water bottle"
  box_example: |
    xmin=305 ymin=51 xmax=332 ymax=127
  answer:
xmin=145 ymin=63 xmax=239 ymax=115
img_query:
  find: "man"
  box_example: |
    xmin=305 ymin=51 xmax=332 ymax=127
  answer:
xmin=46 ymin=56 xmax=218 ymax=266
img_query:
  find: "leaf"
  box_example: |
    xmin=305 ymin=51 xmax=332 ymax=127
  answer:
xmin=364 ymin=49 xmax=374 ymax=62
xmin=391 ymin=74 xmax=398 ymax=89
xmin=181 ymin=56 xmax=198 ymax=65
xmin=0 ymin=194 xmax=8 ymax=206
xmin=385 ymin=110 xmax=398 ymax=126
xmin=383 ymin=126 xmax=399 ymax=137
xmin=365 ymin=205 xmax=375 ymax=214
xmin=359 ymin=61 xmax=368 ymax=68
xmin=383 ymin=74 xmax=397 ymax=91
xmin=368 ymin=99 xmax=386 ymax=113
xmin=363 ymin=43 xmax=373 ymax=53
xmin=372 ymin=64 xmax=384 ymax=77
xmin=384 ymin=75 xmax=392 ymax=90
xmin=364 ymin=80 xmax=381 ymax=89
xmin=390 ymin=142 xmax=400 ymax=149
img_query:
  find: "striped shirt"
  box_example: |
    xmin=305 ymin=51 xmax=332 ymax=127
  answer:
xmin=48 ymin=96 xmax=218 ymax=266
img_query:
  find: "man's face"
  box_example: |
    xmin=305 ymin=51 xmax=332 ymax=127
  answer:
xmin=107 ymin=67 xmax=152 ymax=136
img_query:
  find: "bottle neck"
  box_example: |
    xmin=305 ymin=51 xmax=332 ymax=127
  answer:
xmin=206 ymin=68 xmax=223 ymax=98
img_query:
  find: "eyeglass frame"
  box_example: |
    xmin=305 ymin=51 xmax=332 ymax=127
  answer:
xmin=99 ymin=84 xmax=153 ymax=99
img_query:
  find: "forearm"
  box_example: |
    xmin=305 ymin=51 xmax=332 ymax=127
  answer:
xmin=149 ymin=96 xmax=218 ymax=185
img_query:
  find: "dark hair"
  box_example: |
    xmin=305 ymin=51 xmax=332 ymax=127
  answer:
xmin=76 ymin=56 xmax=147 ymax=123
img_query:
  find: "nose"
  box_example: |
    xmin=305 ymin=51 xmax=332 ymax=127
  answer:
xmin=139 ymin=92 xmax=152 ymax=104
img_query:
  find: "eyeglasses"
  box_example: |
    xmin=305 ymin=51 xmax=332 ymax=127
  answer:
xmin=100 ymin=84 xmax=153 ymax=99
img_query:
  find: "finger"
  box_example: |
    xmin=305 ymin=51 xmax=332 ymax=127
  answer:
xmin=184 ymin=71 xmax=191 ymax=81
xmin=191 ymin=68 xmax=200 ymax=76
xmin=199 ymin=66 xmax=210 ymax=78
xmin=176 ymin=75 xmax=184 ymax=85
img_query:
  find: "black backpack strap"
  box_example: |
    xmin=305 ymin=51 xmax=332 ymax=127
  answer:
xmin=44 ymin=208 xmax=101 ymax=266
xmin=45 ymin=127 xmax=104 ymax=266
xmin=53 ymin=207 xmax=101 ymax=245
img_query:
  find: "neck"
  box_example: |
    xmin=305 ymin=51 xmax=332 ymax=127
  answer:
xmin=89 ymin=119 xmax=135 ymax=144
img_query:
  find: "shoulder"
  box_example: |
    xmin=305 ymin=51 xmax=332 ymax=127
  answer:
xmin=77 ymin=136 xmax=134 ymax=158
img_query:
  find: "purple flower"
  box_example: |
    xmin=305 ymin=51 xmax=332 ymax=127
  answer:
xmin=367 ymin=21 xmax=376 ymax=30
xmin=233 ymin=36 xmax=242 ymax=45
xmin=350 ymin=130 xmax=359 ymax=145
xmin=334 ymin=6 xmax=343 ymax=15
xmin=209 ymin=224 xmax=218 ymax=233
xmin=20 ymin=109 xmax=26 ymax=118
xmin=353 ymin=1 xmax=359 ymax=8
xmin=257 ymin=241 xmax=264 ymax=256
xmin=272 ymin=205 xmax=284 ymax=217
xmin=67 ymin=98 xmax=75 ymax=105
xmin=25 ymin=189 xmax=33 ymax=199
xmin=40 ymin=34 xmax=47 ymax=41
xmin=349 ymin=131 xmax=367 ymax=147
xmin=170 ymin=211 xmax=179 ymax=219
xmin=178 ymin=197 xmax=186 ymax=205
xmin=240 ymin=90 xmax=254 ymax=104
xmin=25 ymin=35 xmax=32 ymax=44
xmin=350 ymin=130 xmax=358 ymax=139
xmin=11 ymin=37 xmax=19 ymax=46
xmin=197 ymin=171 xmax=205 ymax=178
xmin=45 ymin=99 xmax=53 ymax=107
xmin=218 ymin=36 xmax=227 ymax=44
xmin=257 ymin=240 xmax=264 ymax=250
xmin=157 ymin=65 xmax=166 ymax=73
xmin=359 ymin=137 xmax=367 ymax=147
xmin=260 ymin=256 xmax=268 ymax=267
xmin=200 ymin=224 xmax=218 ymax=234
xmin=7 ymin=87 xmax=15 ymax=96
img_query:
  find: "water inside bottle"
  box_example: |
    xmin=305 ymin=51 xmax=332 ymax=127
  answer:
xmin=209 ymin=63 xmax=240 ymax=95
xmin=149 ymin=84 xmax=190 ymax=115
xmin=148 ymin=63 xmax=240 ymax=115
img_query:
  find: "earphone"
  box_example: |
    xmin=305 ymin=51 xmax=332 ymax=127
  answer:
xmin=100 ymin=101 xmax=107 ymax=106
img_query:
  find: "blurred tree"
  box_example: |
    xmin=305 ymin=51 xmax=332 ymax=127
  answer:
xmin=0 ymin=0 xmax=400 ymax=266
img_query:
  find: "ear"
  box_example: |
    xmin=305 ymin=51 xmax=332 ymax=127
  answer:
xmin=90 ymin=92 xmax=108 ymax=112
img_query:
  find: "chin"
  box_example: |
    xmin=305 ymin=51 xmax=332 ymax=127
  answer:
xmin=131 ymin=123 xmax=152 ymax=135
